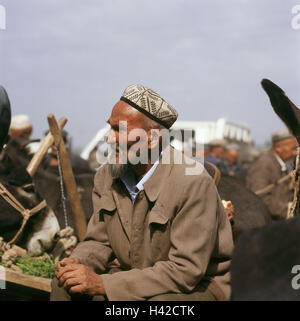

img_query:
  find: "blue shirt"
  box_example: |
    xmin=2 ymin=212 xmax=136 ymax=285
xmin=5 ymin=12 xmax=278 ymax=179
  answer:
xmin=120 ymin=152 xmax=163 ymax=202
xmin=219 ymin=159 xmax=247 ymax=179
xmin=205 ymin=154 xmax=222 ymax=166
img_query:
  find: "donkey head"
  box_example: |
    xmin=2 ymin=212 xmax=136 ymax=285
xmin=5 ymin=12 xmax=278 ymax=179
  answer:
xmin=261 ymin=79 xmax=300 ymax=144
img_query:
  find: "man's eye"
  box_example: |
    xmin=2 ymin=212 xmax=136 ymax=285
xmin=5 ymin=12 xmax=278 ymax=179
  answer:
xmin=111 ymin=126 xmax=119 ymax=132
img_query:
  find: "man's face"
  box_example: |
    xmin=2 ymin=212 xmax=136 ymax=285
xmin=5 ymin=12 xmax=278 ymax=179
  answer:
xmin=212 ymin=146 xmax=225 ymax=159
xmin=9 ymin=127 xmax=32 ymax=140
xmin=274 ymin=137 xmax=297 ymax=161
xmin=106 ymin=100 xmax=150 ymax=168
xmin=225 ymin=149 xmax=239 ymax=166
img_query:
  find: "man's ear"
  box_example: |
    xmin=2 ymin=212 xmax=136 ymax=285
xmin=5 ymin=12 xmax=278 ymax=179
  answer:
xmin=148 ymin=129 xmax=160 ymax=149
xmin=273 ymin=143 xmax=280 ymax=155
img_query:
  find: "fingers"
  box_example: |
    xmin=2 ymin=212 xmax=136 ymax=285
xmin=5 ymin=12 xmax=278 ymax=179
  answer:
xmin=68 ymin=284 xmax=85 ymax=294
xmin=61 ymin=257 xmax=80 ymax=266
xmin=56 ymin=257 xmax=80 ymax=270
xmin=56 ymin=258 xmax=79 ymax=268
xmin=63 ymin=277 xmax=81 ymax=291
xmin=57 ymin=267 xmax=105 ymax=296
xmin=58 ymin=270 xmax=79 ymax=287
xmin=56 ymin=263 xmax=81 ymax=281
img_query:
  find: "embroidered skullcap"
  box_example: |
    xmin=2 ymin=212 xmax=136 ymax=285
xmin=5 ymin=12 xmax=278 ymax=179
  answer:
xmin=10 ymin=114 xmax=32 ymax=130
xmin=120 ymin=84 xmax=178 ymax=129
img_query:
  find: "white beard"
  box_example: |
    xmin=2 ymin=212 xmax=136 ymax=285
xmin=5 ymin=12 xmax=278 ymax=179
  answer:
xmin=108 ymin=163 xmax=129 ymax=179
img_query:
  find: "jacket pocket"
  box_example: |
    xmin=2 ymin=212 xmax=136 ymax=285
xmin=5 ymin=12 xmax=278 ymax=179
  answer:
xmin=148 ymin=205 xmax=170 ymax=261
xmin=95 ymin=195 xmax=117 ymax=222
xmin=149 ymin=204 xmax=169 ymax=233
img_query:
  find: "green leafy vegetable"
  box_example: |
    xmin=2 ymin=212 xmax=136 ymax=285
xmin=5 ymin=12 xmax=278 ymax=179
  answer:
xmin=15 ymin=254 xmax=55 ymax=279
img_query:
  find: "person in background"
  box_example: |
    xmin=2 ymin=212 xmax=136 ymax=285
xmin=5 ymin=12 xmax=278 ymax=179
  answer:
xmin=205 ymin=139 xmax=228 ymax=167
xmin=247 ymin=128 xmax=297 ymax=220
xmin=220 ymin=143 xmax=247 ymax=180
xmin=8 ymin=114 xmax=32 ymax=139
xmin=7 ymin=114 xmax=42 ymax=155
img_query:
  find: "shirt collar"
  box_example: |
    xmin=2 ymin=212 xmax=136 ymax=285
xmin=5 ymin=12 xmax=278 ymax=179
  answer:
xmin=120 ymin=151 xmax=163 ymax=202
xmin=273 ymin=152 xmax=287 ymax=172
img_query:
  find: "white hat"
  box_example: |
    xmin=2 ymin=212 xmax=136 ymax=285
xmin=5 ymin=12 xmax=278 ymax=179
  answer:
xmin=271 ymin=128 xmax=293 ymax=144
xmin=208 ymin=139 xmax=228 ymax=148
xmin=227 ymin=143 xmax=240 ymax=150
xmin=10 ymin=114 xmax=32 ymax=130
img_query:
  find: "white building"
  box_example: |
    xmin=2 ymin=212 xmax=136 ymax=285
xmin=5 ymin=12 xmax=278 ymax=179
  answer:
xmin=170 ymin=118 xmax=253 ymax=147
xmin=80 ymin=118 xmax=253 ymax=165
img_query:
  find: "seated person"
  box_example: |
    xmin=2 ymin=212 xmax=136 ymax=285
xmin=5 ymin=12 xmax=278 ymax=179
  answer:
xmin=51 ymin=85 xmax=234 ymax=301
xmin=220 ymin=144 xmax=247 ymax=180
xmin=205 ymin=139 xmax=228 ymax=168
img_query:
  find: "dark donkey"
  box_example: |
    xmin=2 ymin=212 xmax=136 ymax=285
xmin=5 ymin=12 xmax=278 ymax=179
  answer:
xmin=204 ymin=162 xmax=272 ymax=241
xmin=0 ymin=86 xmax=59 ymax=252
xmin=231 ymin=79 xmax=300 ymax=300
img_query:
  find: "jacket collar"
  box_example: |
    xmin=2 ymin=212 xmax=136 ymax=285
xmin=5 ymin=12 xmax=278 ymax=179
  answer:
xmin=142 ymin=145 xmax=176 ymax=202
xmin=273 ymin=152 xmax=287 ymax=172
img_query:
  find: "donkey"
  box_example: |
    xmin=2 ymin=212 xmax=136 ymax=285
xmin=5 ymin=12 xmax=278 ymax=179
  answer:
xmin=231 ymin=79 xmax=300 ymax=300
xmin=0 ymin=85 xmax=59 ymax=255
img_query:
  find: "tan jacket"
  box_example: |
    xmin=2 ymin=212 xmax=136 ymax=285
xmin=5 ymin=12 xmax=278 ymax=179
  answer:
xmin=247 ymin=150 xmax=293 ymax=220
xmin=71 ymin=146 xmax=234 ymax=301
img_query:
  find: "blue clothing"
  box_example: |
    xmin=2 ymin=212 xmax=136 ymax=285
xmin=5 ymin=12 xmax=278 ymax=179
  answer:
xmin=219 ymin=159 xmax=247 ymax=179
xmin=205 ymin=155 xmax=222 ymax=167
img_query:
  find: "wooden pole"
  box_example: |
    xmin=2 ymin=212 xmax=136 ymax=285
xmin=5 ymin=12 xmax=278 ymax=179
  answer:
xmin=47 ymin=114 xmax=87 ymax=241
xmin=26 ymin=117 xmax=68 ymax=177
xmin=254 ymin=172 xmax=293 ymax=196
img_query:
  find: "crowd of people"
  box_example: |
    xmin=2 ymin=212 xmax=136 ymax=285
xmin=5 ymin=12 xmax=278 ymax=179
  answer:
xmin=9 ymin=110 xmax=297 ymax=224
xmin=203 ymin=129 xmax=297 ymax=221
xmin=204 ymin=139 xmax=247 ymax=180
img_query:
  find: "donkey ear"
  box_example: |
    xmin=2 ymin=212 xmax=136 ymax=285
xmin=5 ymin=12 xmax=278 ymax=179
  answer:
xmin=261 ymin=79 xmax=300 ymax=143
xmin=0 ymin=85 xmax=11 ymax=152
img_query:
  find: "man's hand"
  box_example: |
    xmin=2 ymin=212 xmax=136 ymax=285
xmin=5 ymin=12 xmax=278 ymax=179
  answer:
xmin=56 ymin=257 xmax=80 ymax=272
xmin=222 ymin=200 xmax=234 ymax=221
xmin=55 ymin=263 xmax=106 ymax=296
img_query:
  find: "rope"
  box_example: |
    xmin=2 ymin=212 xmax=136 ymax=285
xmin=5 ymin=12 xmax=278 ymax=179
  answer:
xmin=287 ymin=146 xmax=300 ymax=219
xmin=254 ymin=171 xmax=294 ymax=196
xmin=54 ymin=141 xmax=69 ymax=228
xmin=206 ymin=162 xmax=221 ymax=186
xmin=0 ymin=183 xmax=47 ymax=245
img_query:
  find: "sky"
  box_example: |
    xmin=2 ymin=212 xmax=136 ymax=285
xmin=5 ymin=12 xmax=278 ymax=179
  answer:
xmin=0 ymin=0 xmax=299 ymax=149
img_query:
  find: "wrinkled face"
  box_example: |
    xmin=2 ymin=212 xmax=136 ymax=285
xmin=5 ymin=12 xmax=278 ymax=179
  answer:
xmin=274 ymin=137 xmax=297 ymax=161
xmin=225 ymin=149 xmax=239 ymax=165
xmin=106 ymin=101 xmax=151 ymax=176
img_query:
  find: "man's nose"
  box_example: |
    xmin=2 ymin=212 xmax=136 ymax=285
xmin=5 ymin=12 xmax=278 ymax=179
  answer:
xmin=106 ymin=129 xmax=117 ymax=145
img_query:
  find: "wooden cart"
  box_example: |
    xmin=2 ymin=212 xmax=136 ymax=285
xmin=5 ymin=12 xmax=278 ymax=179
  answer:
xmin=0 ymin=267 xmax=51 ymax=301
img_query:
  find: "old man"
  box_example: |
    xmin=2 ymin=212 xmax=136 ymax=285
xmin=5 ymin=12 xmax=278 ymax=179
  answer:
xmin=8 ymin=114 xmax=33 ymax=140
xmin=205 ymin=139 xmax=228 ymax=168
xmin=247 ymin=128 xmax=297 ymax=220
xmin=51 ymin=85 xmax=233 ymax=301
